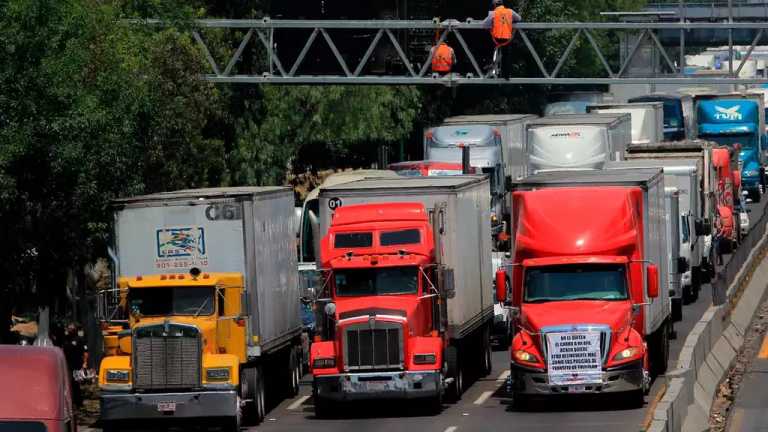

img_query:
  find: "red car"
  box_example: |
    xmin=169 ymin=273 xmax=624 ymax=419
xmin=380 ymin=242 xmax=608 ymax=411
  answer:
xmin=0 ymin=345 xmax=76 ymax=432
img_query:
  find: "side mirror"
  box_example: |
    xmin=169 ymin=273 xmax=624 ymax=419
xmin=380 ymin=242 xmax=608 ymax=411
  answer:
xmin=495 ymin=269 xmax=507 ymax=303
xmin=647 ymin=264 xmax=660 ymax=299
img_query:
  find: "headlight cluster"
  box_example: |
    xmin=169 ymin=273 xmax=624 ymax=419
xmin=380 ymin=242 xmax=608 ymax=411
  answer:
xmin=313 ymin=358 xmax=336 ymax=369
xmin=106 ymin=369 xmax=130 ymax=383
xmin=612 ymin=347 xmax=640 ymax=362
xmin=513 ymin=350 xmax=538 ymax=363
xmin=413 ymin=353 xmax=437 ymax=365
xmin=205 ymin=368 xmax=231 ymax=382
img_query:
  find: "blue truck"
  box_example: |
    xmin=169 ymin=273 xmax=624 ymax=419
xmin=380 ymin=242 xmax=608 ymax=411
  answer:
xmin=695 ymin=93 xmax=766 ymax=203
xmin=629 ymin=93 xmax=694 ymax=141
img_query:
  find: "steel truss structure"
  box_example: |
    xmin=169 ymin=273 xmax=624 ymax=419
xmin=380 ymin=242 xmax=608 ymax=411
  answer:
xmin=167 ymin=19 xmax=768 ymax=85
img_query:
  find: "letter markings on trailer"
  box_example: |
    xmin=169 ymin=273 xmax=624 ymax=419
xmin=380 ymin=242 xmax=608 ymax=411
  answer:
xmin=546 ymin=332 xmax=602 ymax=385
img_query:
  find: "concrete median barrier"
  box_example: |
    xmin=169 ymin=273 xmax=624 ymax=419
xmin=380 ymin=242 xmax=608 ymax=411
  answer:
xmin=648 ymin=219 xmax=768 ymax=432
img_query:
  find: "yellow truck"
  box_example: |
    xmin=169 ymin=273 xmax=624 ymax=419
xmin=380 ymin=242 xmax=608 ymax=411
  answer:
xmin=98 ymin=187 xmax=303 ymax=431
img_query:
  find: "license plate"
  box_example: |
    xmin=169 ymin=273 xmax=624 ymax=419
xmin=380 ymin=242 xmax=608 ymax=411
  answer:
xmin=157 ymin=402 xmax=176 ymax=412
xmin=365 ymin=381 xmax=388 ymax=391
xmin=568 ymin=385 xmax=586 ymax=393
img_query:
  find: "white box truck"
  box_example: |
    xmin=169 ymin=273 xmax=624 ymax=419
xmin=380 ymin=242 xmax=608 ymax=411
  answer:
xmin=101 ymin=187 xmax=303 ymax=429
xmin=524 ymin=113 xmax=632 ymax=172
xmin=588 ymin=102 xmax=664 ymax=145
xmin=607 ymin=159 xmax=705 ymax=303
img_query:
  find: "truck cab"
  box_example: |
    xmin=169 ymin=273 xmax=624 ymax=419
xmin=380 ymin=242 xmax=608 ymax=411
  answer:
xmin=696 ymin=95 xmax=766 ymax=202
xmin=311 ymin=203 xmax=444 ymax=413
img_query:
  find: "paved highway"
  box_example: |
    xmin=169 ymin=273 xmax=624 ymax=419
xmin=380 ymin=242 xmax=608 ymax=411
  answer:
xmin=83 ymin=197 xmax=768 ymax=432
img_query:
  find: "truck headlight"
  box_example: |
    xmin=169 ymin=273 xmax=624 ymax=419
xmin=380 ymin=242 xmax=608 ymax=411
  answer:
xmin=513 ymin=350 xmax=538 ymax=363
xmin=612 ymin=347 xmax=641 ymax=362
xmin=106 ymin=369 xmax=130 ymax=383
xmin=413 ymin=354 xmax=437 ymax=365
xmin=313 ymin=358 xmax=336 ymax=369
xmin=206 ymin=368 xmax=231 ymax=382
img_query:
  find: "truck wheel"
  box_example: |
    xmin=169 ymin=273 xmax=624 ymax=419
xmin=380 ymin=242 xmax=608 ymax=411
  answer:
xmin=672 ymin=298 xmax=683 ymax=322
xmin=425 ymin=389 xmax=443 ymax=415
xmin=445 ymin=345 xmax=463 ymax=401
xmin=691 ymin=266 xmax=702 ymax=300
xmin=287 ymin=348 xmax=300 ymax=398
xmin=313 ymin=385 xmax=333 ymax=419
xmin=651 ymin=323 xmax=670 ymax=377
xmin=481 ymin=338 xmax=493 ymax=377
xmin=512 ymin=392 xmax=530 ymax=410
xmin=223 ymin=413 xmax=241 ymax=432
xmin=243 ymin=366 xmax=265 ymax=424
xmin=256 ymin=367 xmax=266 ymax=423
xmin=750 ymin=187 xmax=762 ymax=203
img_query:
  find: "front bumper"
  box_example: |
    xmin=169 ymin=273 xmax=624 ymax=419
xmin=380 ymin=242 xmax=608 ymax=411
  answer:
xmin=314 ymin=370 xmax=441 ymax=401
xmin=100 ymin=390 xmax=238 ymax=421
xmin=509 ymin=361 xmax=645 ymax=395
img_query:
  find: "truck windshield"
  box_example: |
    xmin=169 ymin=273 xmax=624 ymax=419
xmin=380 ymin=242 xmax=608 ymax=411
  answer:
xmin=524 ymin=264 xmax=628 ymax=302
xmin=702 ymin=134 xmax=757 ymax=149
xmin=335 ymin=267 xmax=418 ymax=296
xmin=128 ymin=286 xmax=215 ymax=316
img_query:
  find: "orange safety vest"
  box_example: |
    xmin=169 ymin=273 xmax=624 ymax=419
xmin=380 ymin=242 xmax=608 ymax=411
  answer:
xmin=491 ymin=6 xmax=515 ymax=44
xmin=432 ymin=43 xmax=454 ymax=73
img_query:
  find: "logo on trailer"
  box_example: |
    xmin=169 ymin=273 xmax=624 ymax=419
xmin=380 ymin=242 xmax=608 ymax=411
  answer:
xmin=328 ymin=197 xmax=343 ymax=210
xmin=713 ymin=105 xmax=742 ymax=121
xmin=549 ymin=131 xmax=583 ymax=139
xmin=452 ymin=129 xmax=470 ymax=137
xmin=157 ymin=227 xmax=206 ymax=258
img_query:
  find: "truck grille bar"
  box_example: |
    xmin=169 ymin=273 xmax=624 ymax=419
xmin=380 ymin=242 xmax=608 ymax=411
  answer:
xmin=133 ymin=323 xmax=202 ymax=391
xmin=344 ymin=323 xmax=403 ymax=371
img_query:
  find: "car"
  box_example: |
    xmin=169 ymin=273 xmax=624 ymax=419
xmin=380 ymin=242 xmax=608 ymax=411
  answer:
xmin=0 ymin=345 xmax=76 ymax=432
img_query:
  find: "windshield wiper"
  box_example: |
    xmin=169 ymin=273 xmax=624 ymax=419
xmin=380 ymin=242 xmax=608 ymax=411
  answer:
xmin=193 ymin=297 xmax=211 ymax=318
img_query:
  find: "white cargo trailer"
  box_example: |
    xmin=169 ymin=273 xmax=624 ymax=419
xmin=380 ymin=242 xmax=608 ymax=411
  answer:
xmin=318 ymin=176 xmax=494 ymax=340
xmin=664 ymin=187 xmax=683 ymax=322
xmin=626 ymin=141 xmax=717 ymax=284
xmin=606 ymin=159 xmax=704 ymax=301
xmin=588 ymin=102 xmax=664 ymax=145
xmin=525 ymin=113 xmax=632 ymax=172
xmin=442 ymin=114 xmax=538 ymax=181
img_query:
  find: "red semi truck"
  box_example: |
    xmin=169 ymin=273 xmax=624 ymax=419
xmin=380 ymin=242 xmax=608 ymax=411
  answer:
xmin=310 ymin=177 xmax=494 ymax=415
xmin=498 ymin=169 xmax=671 ymax=406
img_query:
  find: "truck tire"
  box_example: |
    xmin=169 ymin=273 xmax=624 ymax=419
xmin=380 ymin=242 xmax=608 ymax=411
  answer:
xmin=672 ymin=298 xmax=683 ymax=322
xmin=749 ymin=187 xmax=762 ymax=203
xmin=287 ymin=348 xmax=300 ymax=398
xmin=313 ymin=384 xmax=333 ymax=419
xmin=425 ymin=387 xmax=443 ymax=415
xmin=624 ymin=389 xmax=645 ymax=409
xmin=445 ymin=345 xmax=464 ymax=401
xmin=223 ymin=413 xmax=241 ymax=432
xmin=242 ymin=366 xmax=265 ymax=425
xmin=512 ymin=392 xmax=530 ymax=410
xmin=691 ymin=266 xmax=702 ymax=300
xmin=481 ymin=336 xmax=493 ymax=377
xmin=651 ymin=323 xmax=670 ymax=377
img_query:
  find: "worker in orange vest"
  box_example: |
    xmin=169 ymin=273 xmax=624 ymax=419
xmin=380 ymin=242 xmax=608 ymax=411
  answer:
xmin=483 ymin=0 xmax=522 ymax=77
xmin=431 ymin=42 xmax=456 ymax=74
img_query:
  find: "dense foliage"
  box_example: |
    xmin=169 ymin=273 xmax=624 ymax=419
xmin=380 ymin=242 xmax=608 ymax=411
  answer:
xmin=0 ymin=0 xmax=644 ymax=332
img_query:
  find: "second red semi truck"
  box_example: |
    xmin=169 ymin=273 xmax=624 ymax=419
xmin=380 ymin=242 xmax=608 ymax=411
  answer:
xmin=310 ymin=176 xmax=494 ymax=415
xmin=499 ymin=169 xmax=672 ymax=406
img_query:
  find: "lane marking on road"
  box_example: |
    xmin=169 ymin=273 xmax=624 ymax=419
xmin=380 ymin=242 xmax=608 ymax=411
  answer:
xmin=287 ymin=395 xmax=311 ymax=410
xmin=496 ymin=370 xmax=510 ymax=383
xmin=641 ymin=381 xmax=667 ymax=431
xmin=473 ymin=390 xmax=494 ymax=405
xmin=728 ymin=408 xmax=745 ymax=432
xmin=443 ymin=426 xmax=458 ymax=432
xmin=758 ymin=334 xmax=768 ymax=358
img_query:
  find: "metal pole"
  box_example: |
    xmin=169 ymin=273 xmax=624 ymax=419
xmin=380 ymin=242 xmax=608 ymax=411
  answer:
xmin=729 ymin=0 xmax=734 ymax=77
xmin=679 ymin=0 xmax=685 ymax=78
xmin=461 ymin=146 xmax=471 ymax=174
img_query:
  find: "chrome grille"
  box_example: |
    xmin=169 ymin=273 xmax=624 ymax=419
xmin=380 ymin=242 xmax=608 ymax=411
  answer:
xmin=133 ymin=323 xmax=201 ymax=390
xmin=344 ymin=323 xmax=403 ymax=371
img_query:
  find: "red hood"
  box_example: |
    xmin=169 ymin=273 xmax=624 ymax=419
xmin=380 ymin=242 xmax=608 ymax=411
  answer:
xmin=522 ymin=300 xmax=632 ymax=333
xmin=334 ymin=295 xmax=419 ymax=323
